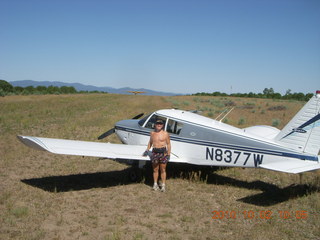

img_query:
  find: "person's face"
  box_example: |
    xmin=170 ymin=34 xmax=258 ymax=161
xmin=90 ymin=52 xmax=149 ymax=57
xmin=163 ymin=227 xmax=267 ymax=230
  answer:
xmin=155 ymin=122 xmax=164 ymax=130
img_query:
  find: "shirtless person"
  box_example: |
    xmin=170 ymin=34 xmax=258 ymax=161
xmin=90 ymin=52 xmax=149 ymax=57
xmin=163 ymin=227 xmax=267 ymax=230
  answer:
xmin=145 ymin=119 xmax=171 ymax=192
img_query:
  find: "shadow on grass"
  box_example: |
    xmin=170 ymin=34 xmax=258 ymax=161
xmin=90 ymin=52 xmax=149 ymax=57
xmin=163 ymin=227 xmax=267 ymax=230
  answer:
xmin=21 ymin=168 xmax=135 ymax=193
xmin=206 ymin=172 xmax=319 ymax=206
xmin=166 ymin=163 xmax=319 ymax=206
xmin=237 ymin=184 xmax=319 ymax=206
xmin=21 ymin=163 xmax=319 ymax=206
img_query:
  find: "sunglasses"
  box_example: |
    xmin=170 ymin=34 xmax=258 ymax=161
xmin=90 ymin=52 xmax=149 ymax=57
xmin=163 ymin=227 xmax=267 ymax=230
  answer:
xmin=156 ymin=122 xmax=164 ymax=125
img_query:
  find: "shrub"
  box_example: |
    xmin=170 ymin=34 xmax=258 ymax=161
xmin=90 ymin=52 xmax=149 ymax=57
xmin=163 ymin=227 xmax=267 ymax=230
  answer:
xmin=0 ymin=80 xmax=13 ymax=92
xmin=238 ymin=117 xmax=246 ymax=125
xmin=268 ymin=105 xmax=287 ymax=111
xmin=0 ymin=88 xmax=5 ymax=97
xmin=272 ymin=119 xmax=280 ymax=127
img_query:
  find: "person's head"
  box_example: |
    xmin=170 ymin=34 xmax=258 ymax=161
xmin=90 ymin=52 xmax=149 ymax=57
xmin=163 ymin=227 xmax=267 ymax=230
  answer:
xmin=155 ymin=119 xmax=164 ymax=131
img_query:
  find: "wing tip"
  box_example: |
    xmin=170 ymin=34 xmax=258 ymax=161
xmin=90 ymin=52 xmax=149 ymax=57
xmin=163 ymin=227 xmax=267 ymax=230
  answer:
xmin=17 ymin=135 xmax=48 ymax=152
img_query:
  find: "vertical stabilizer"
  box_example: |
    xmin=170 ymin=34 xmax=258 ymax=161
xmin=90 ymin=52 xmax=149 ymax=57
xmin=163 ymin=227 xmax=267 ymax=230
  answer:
xmin=275 ymin=91 xmax=320 ymax=155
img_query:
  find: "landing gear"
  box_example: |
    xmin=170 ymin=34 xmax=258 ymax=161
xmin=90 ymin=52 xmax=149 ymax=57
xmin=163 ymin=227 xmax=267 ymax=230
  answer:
xmin=128 ymin=167 xmax=143 ymax=182
xmin=127 ymin=161 xmax=147 ymax=182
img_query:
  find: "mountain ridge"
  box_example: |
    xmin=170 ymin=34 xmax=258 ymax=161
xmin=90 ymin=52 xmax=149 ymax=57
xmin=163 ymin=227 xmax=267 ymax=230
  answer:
xmin=9 ymin=80 xmax=179 ymax=96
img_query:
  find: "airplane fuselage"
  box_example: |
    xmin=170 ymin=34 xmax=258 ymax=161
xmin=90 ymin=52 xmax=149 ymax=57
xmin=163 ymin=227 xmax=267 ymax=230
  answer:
xmin=114 ymin=109 xmax=318 ymax=170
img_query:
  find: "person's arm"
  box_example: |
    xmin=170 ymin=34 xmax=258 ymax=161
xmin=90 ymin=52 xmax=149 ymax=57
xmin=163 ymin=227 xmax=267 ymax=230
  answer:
xmin=143 ymin=134 xmax=153 ymax=156
xmin=147 ymin=133 xmax=153 ymax=151
xmin=166 ymin=133 xmax=171 ymax=156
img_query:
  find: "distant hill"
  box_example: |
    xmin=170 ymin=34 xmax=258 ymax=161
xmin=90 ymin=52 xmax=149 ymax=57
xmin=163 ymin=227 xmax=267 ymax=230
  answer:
xmin=10 ymin=80 xmax=179 ymax=96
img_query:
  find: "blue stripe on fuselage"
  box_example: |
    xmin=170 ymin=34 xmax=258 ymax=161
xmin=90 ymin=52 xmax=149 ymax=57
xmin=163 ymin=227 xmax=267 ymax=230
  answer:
xmin=115 ymin=125 xmax=318 ymax=161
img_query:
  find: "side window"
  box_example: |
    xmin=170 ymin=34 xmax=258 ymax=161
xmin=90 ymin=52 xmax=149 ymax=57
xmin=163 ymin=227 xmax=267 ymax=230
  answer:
xmin=144 ymin=114 xmax=167 ymax=129
xmin=167 ymin=119 xmax=183 ymax=135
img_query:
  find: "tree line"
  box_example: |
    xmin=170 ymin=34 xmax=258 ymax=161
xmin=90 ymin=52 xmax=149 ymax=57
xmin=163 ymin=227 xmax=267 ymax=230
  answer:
xmin=193 ymin=88 xmax=314 ymax=101
xmin=0 ymin=80 xmax=106 ymax=96
xmin=0 ymin=80 xmax=314 ymax=101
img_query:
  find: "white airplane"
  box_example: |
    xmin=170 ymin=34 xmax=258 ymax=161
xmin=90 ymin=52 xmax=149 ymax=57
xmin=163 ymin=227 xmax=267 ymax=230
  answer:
xmin=18 ymin=91 xmax=320 ymax=177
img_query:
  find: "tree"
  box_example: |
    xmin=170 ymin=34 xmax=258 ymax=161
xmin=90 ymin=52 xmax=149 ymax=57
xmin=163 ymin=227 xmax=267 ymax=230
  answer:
xmin=285 ymin=89 xmax=292 ymax=95
xmin=60 ymin=86 xmax=77 ymax=94
xmin=0 ymin=80 xmax=14 ymax=93
xmin=47 ymin=86 xmax=60 ymax=94
xmin=25 ymin=86 xmax=35 ymax=93
xmin=36 ymin=86 xmax=48 ymax=93
xmin=14 ymin=86 xmax=24 ymax=94
xmin=262 ymin=88 xmax=274 ymax=97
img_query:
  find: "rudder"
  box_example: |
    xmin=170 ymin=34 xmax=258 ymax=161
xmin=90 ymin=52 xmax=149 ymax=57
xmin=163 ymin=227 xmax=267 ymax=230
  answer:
xmin=275 ymin=91 xmax=320 ymax=155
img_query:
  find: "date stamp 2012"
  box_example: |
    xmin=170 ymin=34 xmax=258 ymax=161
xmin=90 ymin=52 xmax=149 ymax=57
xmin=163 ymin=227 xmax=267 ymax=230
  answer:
xmin=211 ymin=210 xmax=309 ymax=220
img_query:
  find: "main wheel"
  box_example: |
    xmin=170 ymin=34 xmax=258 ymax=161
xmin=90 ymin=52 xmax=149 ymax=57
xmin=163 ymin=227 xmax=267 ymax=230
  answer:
xmin=128 ymin=167 xmax=143 ymax=182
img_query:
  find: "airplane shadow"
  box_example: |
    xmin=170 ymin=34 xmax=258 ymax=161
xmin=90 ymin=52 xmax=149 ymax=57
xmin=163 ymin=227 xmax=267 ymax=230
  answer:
xmin=206 ymin=172 xmax=319 ymax=206
xmin=21 ymin=163 xmax=319 ymax=206
xmin=21 ymin=168 xmax=134 ymax=193
xmin=165 ymin=163 xmax=319 ymax=206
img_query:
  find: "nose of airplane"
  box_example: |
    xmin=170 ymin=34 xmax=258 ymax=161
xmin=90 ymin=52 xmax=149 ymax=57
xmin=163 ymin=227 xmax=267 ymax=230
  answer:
xmin=114 ymin=119 xmax=140 ymax=144
xmin=98 ymin=113 xmax=144 ymax=140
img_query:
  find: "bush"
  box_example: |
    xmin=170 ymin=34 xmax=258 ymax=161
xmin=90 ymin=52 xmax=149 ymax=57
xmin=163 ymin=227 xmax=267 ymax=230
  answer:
xmin=238 ymin=117 xmax=246 ymax=125
xmin=0 ymin=88 xmax=5 ymax=97
xmin=272 ymin=119 xmax=281 ymax=127
xmin=268 ymin=105 xmax=287 ymax=111
xmin=0 ymin=80 xmax=13 ymax=93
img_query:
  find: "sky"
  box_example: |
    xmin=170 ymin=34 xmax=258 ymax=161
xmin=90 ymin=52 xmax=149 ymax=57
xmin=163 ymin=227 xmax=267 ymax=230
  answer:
xmin=1 ymin=0 xmax=319 ymax=95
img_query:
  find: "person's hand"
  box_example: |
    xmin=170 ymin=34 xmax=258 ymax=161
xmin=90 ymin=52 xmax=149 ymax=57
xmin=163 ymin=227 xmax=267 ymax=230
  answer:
xmin=143 ymin=150 xmax=148 ymax=156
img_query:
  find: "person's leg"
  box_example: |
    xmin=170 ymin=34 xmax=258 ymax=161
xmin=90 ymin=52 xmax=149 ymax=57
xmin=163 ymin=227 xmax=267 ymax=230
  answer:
xmin=159 ymin=163 xmax=167 ymax=191
xmin=152 ymin=162 xmax=160 ymax=190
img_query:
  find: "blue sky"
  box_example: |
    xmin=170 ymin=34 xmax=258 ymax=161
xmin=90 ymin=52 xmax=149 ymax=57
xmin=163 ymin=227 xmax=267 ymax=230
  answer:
xmin=1 ymin=0 xmax=319 ymax=94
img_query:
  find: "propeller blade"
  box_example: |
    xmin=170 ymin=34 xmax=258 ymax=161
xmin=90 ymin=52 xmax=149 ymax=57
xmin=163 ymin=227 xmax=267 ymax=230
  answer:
xmin=98 ymin=113 xmax=143 ymax=140
xmin=132 ymin=113 xmax=144 ymax=119
xmin=97 ymin=128 xmax=115 ymax=140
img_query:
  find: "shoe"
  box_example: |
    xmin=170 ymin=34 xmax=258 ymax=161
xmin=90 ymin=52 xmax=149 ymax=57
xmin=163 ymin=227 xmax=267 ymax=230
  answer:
xmin=160 ymin=184 xmax=166 ymax=192
xmin=153 ymin=183 xmax=160 ymax=191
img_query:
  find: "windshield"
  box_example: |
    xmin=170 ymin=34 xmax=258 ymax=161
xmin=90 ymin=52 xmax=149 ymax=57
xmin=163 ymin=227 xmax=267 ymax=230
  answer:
xmin=138 ymin=114 xmax=151 ymax=127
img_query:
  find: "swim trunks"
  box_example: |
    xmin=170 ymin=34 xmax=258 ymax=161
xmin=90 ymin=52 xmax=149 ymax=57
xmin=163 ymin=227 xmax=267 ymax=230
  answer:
xmin=151 ymin=147 xmax=169 ymax=164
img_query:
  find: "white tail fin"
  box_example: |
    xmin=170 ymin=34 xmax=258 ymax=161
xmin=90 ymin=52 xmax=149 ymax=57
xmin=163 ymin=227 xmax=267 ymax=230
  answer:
xmin=275 ymin=91 xmax=320 ymax=155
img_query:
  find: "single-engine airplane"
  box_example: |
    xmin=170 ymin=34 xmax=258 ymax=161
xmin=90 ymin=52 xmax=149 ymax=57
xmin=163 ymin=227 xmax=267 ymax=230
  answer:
xmin=18 ymin=91 xmax=320 ymax=176
xmin=127 ymin=90 xmax=146 ymax=95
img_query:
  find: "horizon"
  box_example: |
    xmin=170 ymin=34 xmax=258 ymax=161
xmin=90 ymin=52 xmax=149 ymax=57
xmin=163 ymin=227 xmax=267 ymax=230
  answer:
xmin=8 ymin=79 xmax=318 ymax=95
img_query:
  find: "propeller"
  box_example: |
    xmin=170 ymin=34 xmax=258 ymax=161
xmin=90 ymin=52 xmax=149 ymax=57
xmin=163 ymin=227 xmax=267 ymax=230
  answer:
xmin=97 ymin=128 xmax=115 ymax=140
xmin=97 ymin=113 xmax=144 ymax=140
xmin=131 ymin=113 xmax=144 ymax=119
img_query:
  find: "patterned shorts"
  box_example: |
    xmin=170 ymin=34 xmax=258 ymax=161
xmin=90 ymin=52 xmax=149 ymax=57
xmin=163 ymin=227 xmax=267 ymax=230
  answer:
xmin=151 ymin=148 xmax=169 ymax=164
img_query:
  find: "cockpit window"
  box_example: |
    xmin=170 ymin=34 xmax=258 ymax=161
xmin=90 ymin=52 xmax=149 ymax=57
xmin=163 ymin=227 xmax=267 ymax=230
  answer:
xmin=138 ymin=114 xmax=151 ymax=127
xmin=167 ymin=119 xmax=183 ymax=135
xmin=144 ymin=114 xmax=166 ymax=129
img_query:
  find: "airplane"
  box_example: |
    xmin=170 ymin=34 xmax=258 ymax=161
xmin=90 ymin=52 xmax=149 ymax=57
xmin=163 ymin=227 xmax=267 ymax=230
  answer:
xmin=18 ymin=91 xmax=320 ymax=181
xmin=127 ymin=91 xmax=146 ymax=95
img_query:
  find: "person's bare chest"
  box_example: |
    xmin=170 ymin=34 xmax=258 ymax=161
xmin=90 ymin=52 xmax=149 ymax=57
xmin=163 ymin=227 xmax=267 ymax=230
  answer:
xmin=152 ymin=131 xmax=166 ymax=145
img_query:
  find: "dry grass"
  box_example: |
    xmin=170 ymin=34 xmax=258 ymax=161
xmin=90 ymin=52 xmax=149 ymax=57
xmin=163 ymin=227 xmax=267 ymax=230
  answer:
xmin=0 ymin=94 xmax=319 ymax=240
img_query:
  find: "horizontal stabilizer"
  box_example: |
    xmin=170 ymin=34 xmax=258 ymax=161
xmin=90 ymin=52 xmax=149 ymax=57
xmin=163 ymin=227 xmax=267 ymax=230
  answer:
xmin=17 ymin=136 xmax=185 ymax=163
xmin=260 ymin=158 xmax=320 ymax=174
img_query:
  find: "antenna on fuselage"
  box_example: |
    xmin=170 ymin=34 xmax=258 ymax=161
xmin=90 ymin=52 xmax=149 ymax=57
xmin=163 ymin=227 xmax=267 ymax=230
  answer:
xmin=216 ymin=107 xmax=234 ymax=122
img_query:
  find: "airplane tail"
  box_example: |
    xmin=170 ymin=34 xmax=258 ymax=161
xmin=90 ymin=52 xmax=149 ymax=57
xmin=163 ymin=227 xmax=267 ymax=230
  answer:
xmin=275 ymin=91 xmax=320 ymax=155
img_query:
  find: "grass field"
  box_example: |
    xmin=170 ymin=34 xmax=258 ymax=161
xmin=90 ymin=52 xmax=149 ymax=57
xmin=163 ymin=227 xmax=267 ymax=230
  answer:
xmin=0 ymin=94 xmax=319 ymax=240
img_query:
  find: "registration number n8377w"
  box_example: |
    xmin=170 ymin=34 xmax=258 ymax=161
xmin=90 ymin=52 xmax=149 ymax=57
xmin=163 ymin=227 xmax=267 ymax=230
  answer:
xmin=205 ymin=147 xmax=264 ymax=167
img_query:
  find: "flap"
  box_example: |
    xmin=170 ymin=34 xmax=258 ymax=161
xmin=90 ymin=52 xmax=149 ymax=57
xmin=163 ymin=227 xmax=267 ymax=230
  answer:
xmin=260 ymin=158 xmax=320 ymax=174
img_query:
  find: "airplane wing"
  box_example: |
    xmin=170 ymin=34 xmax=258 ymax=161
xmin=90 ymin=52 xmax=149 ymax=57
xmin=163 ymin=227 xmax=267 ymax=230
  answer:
xmin=259 ymin=158 xmax=320 ymax=174
xmin=17 ymin=136 xmax=186 ymax=163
